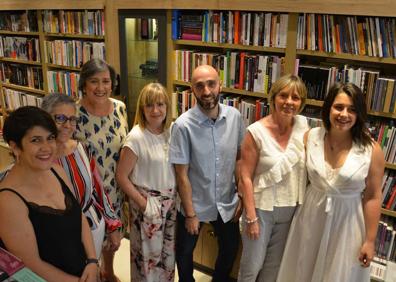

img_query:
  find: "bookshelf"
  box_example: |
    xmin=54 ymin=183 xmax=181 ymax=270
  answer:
xmin=0 ymin=7 xmax=106 ymax=113
xmin=169 ymin=7 xmax=396 ymax=280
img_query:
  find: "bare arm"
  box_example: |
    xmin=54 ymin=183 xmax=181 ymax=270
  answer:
xmin=239 ymin=132 xmax=260 ymax=239
xmin=360 ymin=142 xmax=385 ymax=267
xmin=174 ymin=164 xmax=199 ymax=235
xmin=116 ymin=147 xmax=147 ymax=211
xmin=0 ymin=192 xmax=79 ymax=282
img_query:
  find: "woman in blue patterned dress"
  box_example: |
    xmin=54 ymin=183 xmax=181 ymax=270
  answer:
xmin=74 ymin=59 xmax=129 ymax=282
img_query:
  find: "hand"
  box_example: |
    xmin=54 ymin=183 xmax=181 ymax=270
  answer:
xmin=359 ymin=240 xmax=375 ymax=267
xmin=233 ymin=199 xmax=243 ymax=222
xmin=144 ymin=196 xmax=161 ymax=219
xmin=185 ymin=216 xmax=200 ymax=235
xmin=245 ymin=221 xmax=260 ymax=240
xmin=79 ymin=263 xmax=99 ymax=282
xmin=104 ymin=230 xmax=121 ymax=252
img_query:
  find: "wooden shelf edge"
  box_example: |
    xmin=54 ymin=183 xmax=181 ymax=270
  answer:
xmin=385 ymin=163 xmax=396 ymax=170
xmin=44 ymin=32 xmax=105 ymax=40
xmin=46 ymin=63 xmax=81 ymax=72
xmin=174 ymin=40 xmax=285 ymax=53
xmin=297 ymin=49 xmax=396 ymax=64
xmin=2 ymin=83 xmax=45 ymax=95
xmin=0 ymin=30 xmax=39 ymax=36
xmin=0 ymin=57 xmax=41 ymax=66
xmin=381 ymin=208 xmax=396 ymax=218
xmin=173 ymin=80 xmax=268 ymax=98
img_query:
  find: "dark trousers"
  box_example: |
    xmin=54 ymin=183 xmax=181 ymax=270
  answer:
xmin=176 ymin=211 xmax=239 ymax=282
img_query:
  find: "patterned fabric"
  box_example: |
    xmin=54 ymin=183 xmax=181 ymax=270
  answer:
xmin=57 ymin=142 xmax=122 ymax=234
xmin=75 ymin=98 xmax=129 ymax=229
xmin=129 ymin=187 xmax=176 ymax=282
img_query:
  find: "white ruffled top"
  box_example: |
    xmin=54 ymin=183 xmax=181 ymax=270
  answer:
xmin=248 ymin=115 xmax=309 ymax=211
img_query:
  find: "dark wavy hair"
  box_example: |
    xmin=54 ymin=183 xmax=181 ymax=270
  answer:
xmin=78 ymin=58 xmax=117 ymax=93
xmin=3 ymin=106 xmax=58 ymax=149
xmin=321 ymin=82 xmax=372 ymax=146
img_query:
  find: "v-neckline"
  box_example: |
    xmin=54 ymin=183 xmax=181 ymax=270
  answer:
xmin=259 ymin=120 xmax=296 ymax=152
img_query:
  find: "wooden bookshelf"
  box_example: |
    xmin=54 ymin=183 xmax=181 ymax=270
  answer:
xmin=0 ymin=30 xmax=39 ymax=36
xmin=0 ymin=57 xmax=41 ymax=66
xmin=46 ymin=63 xmax=81 ymax=72
xmin=381 ymin=208 xmax=396 ymax=218
xmin=44 ymin=33 xmax=105 ymax=40
xmin=2 ymin=83 xmax=46 ymax=95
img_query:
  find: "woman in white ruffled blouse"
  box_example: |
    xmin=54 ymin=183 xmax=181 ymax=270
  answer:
xmin=238 ymin=74 xmax=309 ymax=282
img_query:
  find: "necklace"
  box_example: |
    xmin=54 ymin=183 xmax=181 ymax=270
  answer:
xmin=326 ymin=134 xmax=351 ymax=152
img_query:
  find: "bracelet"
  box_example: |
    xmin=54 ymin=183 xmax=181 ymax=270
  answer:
xmin=185 ymin=214 xmax=196 ymax=219
xmin=245 ymin=217 xmax=258 ymax=224
xmin=85 ymin=258 xmax=99 ymax=266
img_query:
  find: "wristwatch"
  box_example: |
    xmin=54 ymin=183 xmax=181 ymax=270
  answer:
xmin=86 ymin=258 xmax=99 ymax=266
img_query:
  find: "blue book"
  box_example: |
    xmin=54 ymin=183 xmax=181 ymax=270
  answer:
xmin=172 ymin=10 xmax=181 ymax=40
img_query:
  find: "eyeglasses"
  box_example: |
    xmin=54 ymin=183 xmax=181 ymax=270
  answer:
xmin=192 ymin=79 xmax=219 ymax=92
xmin=53 ymin=114 xmax=78 ymax=126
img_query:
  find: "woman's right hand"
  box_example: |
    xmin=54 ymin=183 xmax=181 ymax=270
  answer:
xmin=245 ymin=221 xmax=260 ymax=240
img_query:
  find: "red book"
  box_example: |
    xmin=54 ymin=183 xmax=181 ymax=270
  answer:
xmin=238 ymin=52 xmax=245 ymax=90
xmin=234 ymin=11 xmax=240 ymax=44
xmin=386 ymin=185 xmax=396 ymax=209
xmin=0 ymin=247 xmax=24 ymax=277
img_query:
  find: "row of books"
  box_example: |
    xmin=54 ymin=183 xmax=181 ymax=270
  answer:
xmin=297 ymin=13 xmax=396 ymax=58
xmin=382 ymin=170 xmax=396 ymax=211
xmin=0 ymin=63 xmax=43 ymax=90
xmin=371 ymin=217 xmax=396 ymax=281
xmin=369 ymin=123 xmax=396 ymax=165
xmin=173 ymin=10 xmax=288 ymax=48
xmin=47 ymin=70 xmax=80 ymax=98
xmin=298 ymin=63 xmax=396 ymax=114
xmin=42 ymin=10 xmax=105 ymax=36
xmin=44 ymin=40 xmax=105 ymax=68
xmin=2 ymin=88 xmax=43 ymax=111
xmin=0 ymin=10 xmax=38 ymax=32
xmin=174 ymin=49 xmax=283 ymax=93
xmin=0 ymin=36 xmax=40 ymax=62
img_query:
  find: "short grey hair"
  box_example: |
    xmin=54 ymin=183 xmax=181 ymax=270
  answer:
xmin=78 ymin=58 xmax=117 ymax=93
xmin=41 ymin=93 xmax=76 ymax=114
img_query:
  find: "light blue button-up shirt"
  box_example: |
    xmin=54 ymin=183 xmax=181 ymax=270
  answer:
xmin=170 ymin=104 xmax=245 ymax=222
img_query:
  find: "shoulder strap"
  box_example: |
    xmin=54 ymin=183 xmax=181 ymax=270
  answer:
xmin=0 ymin=188 xmax=29 ymax=206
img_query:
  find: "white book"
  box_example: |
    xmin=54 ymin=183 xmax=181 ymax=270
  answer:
xmin=375 ymin=17 xmax=383 ymax=57
xmin=253 ymin=13 xmax=259 ymax=46
xmin=228 ymin=11 xmax=233 ymax=44
xmin=369 ymin=17 xmax=378 ymax=57
xmin=246 ymin=13 xmax=251 ymax=45
xmin=264 ymin=13 xmax=271 ymax=47
xmin=280 ymin=14 xmax=288 ymax=48
xmin=385 ymin=261 xmax=396 ymax=282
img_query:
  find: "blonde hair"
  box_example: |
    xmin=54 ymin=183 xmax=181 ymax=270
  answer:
xmin=269 ymin=74 xmax=307 ymax=113
xmin=134 ymin=83 xmax=172 ymax=130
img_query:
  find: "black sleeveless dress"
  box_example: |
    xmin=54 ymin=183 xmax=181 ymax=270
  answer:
xmin=0 ymin=168 xmax=86 ymax=276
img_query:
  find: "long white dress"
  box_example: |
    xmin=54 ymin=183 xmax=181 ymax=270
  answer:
xmin=277 ymin=127 xmax=372 ymax=282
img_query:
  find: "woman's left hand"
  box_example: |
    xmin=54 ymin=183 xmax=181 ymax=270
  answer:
xmin=358 ymin=240 xmax=375 ymax=267
xmin=104 ymin=230 xmax=121 ymax=252
xmin=79 ymin=263 xmax=99 ymax=282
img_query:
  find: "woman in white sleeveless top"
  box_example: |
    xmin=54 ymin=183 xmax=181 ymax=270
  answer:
xmin=277 ymin=83 xmax=385 ymax=282
xmin=238 ymin=75 xmax=309 ymax=282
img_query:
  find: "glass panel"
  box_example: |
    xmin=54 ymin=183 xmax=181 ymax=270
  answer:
xmin=125 ymin=18 xmax=159 ymax=125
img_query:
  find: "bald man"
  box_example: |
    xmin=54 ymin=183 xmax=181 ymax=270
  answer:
xmin=170 ymin=65 xmax=245 ymax=282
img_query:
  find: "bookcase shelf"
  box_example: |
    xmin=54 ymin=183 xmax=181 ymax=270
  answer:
xmin=175 ymin=39 xmax=286 ymax=53
xmin=381 ymin=208 xmax=396 ymax=218
xmin=0 ymin=57 xmax=41 ymax=66
xmin=0 ymin=30 xmax=39 ymax=36
xmin=297 ymin=49 xmax=396 ymax=65
xmin=385 ymin=163 xmax=396 ymax=170
xmin=2 ymin=83 xmax=45 ymax=95
xmin=44 ymin=32 xmax=105 ymax=40
xmin=46 ymin=63 xmax=81 ymax=72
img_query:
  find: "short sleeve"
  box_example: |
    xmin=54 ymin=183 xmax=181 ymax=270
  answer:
xmin=238 ymin=112 xmax=246 ymax=148
xmin=169 ymin=121 xmax=190 ymax=165
xmin=247 ymin=122 xmax=263 ymax=151
xmin=122 ymin=127 xmax=140 ymax=157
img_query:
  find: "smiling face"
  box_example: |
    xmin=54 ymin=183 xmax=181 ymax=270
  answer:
xmin=83 ymin=70 xmax=112 ymax=104
xmin=191 ymin=65 xmax=221 ymax=111
xmin=14 ymin=126 xmax=57 ymax=171
xmin=329 ymin=92 xmax=357 ymax=132
xmin=273 ymin=85 xmax=302 ymax=117
xmin=143 ymin=99 xmax=167 ymax=131
xmin=51 ymin=104 xmax=77 ymax=144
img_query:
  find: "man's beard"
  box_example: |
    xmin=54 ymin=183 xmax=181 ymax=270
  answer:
xmin=195 ymin=93 xmax=219 ymax=110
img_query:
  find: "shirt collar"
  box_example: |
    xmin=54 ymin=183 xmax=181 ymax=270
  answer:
xmin=192 ymin=104 xmax=227 ymax=125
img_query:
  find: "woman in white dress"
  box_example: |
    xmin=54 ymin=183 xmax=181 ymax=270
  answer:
xmin=238 ymin=74 xmax=309 ymax=282
xmin=277 ymin=83 xmax=385 ymax=282
xmin=116 ymin=83 xmax=176 ymax=282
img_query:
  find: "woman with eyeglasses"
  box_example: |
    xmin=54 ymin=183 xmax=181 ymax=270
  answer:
xmin=41 ymin=93 xmax=122 ymax=259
